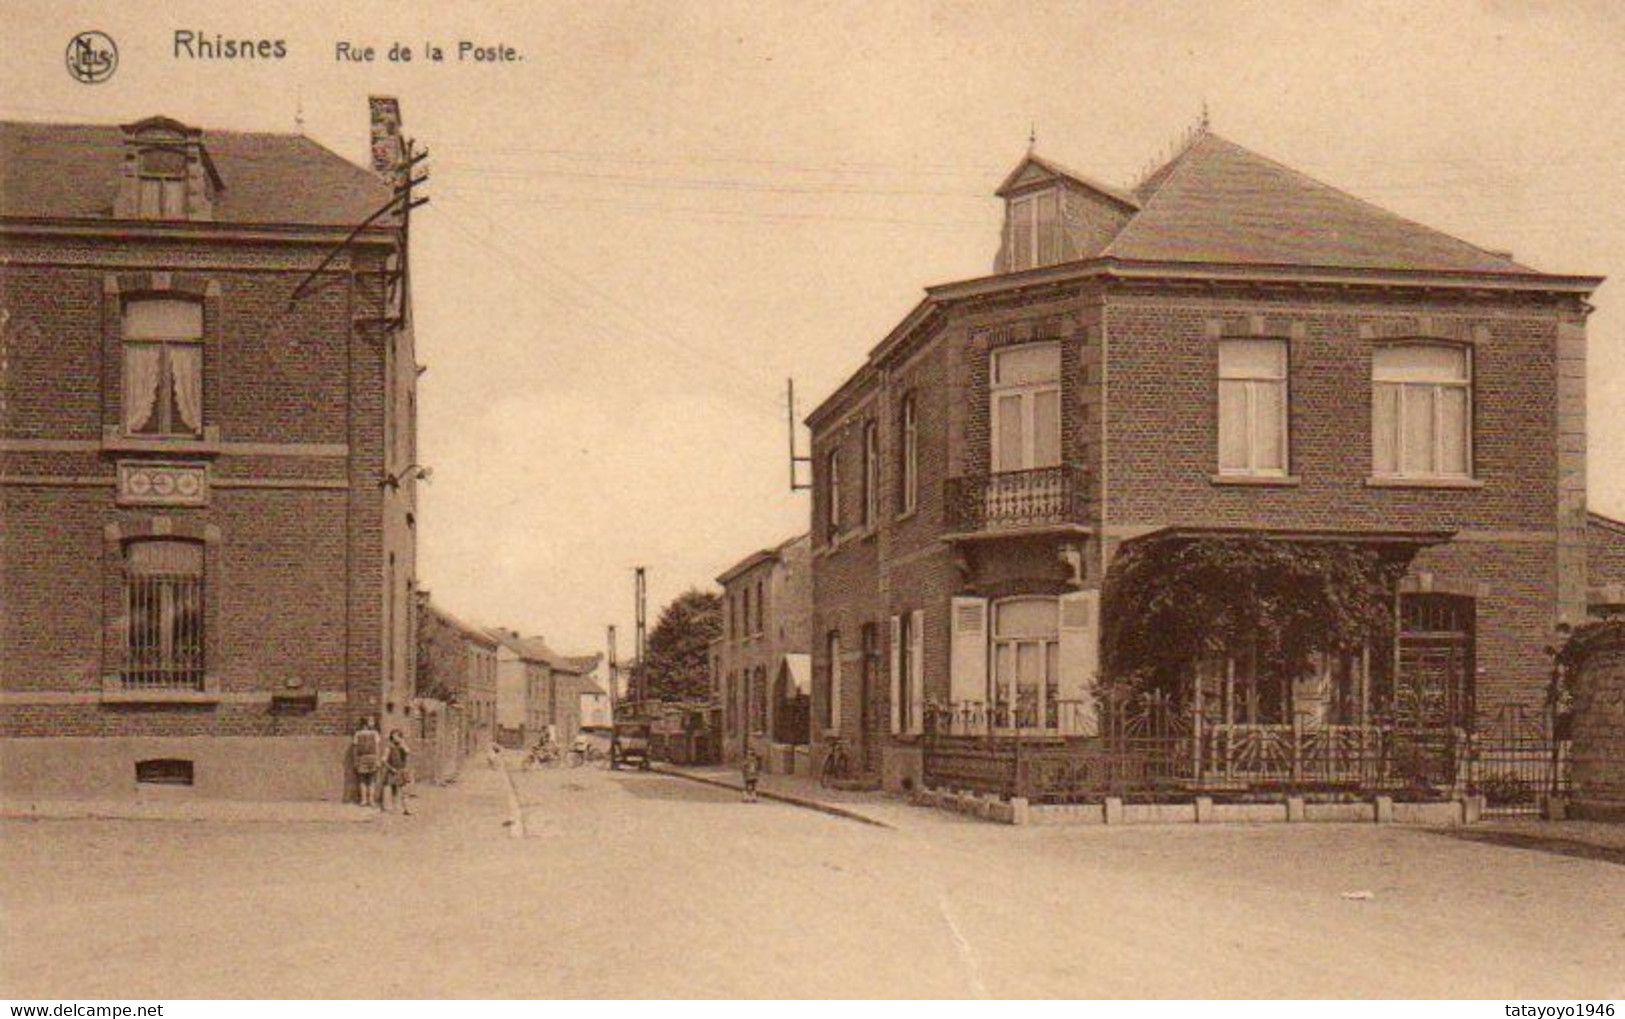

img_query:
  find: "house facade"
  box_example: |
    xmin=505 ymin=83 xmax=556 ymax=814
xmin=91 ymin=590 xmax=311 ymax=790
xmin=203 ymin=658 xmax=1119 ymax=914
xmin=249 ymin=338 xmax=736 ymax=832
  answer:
xmin=714 ymin=533 xmax=812 ymax=767
xmin=0 ymin=112 xmax=420 ymax=800
xmin=488 ymin=628 xmax=599 ymax=747
xmin=806 ymin=130 xmax=1604 ymax=795
xmin=415 ymin=595 xmax=499 ymax=765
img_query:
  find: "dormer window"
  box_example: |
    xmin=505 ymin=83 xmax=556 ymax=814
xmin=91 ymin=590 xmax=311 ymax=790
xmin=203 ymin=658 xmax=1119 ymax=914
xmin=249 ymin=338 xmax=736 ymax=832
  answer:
xmin=137 ymin=147 xmax=188 ymax=219
xmin=117 ymin=117 xmax=219 ymax=222
xmin=1007 ymin=188 xmax=1060 ymax=271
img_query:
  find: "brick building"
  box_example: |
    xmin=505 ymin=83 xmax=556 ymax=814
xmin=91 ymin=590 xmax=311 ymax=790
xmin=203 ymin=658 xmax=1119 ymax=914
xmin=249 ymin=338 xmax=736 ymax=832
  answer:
xmin=0 ymin=112 xmax=420 ymax=800
xmin=806 ymin=129 xmax=1606 ymax=793
xmin=713 ymin=533 xmax=812 ymax=768
xmin=488 ymin=628 xmax=600 ymax=747
xmin=415 ymin=596 xmax=499 ymax=766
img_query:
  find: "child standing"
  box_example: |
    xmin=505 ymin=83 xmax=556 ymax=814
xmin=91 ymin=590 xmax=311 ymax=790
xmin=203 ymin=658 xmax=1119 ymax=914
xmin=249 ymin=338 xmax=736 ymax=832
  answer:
xmin=382 ymin=729 xmax=413 ymax=815
xmin=352 ymin=716 xmax=381 ymax=807
xmin=741 ymin=748 xmax=761 ymax=803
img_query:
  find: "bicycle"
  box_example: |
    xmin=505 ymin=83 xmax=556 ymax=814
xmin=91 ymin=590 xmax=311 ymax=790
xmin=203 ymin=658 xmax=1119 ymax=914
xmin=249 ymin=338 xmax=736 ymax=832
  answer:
xmin=819 ymin=735 xmax=853 ymax=789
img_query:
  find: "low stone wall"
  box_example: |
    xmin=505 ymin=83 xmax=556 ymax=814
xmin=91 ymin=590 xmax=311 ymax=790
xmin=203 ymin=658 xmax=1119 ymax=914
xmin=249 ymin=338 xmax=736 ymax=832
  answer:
xmin=1570 ymin=627 xmax=1625 ymax=821
xmin=912 ymin=786 xmax=1475 ymax=827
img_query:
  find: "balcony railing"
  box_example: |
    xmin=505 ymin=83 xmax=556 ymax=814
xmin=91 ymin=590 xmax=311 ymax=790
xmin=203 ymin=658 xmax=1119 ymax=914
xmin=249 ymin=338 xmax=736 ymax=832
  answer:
xmin=944 ymin=465 xmax=1085 ymax=533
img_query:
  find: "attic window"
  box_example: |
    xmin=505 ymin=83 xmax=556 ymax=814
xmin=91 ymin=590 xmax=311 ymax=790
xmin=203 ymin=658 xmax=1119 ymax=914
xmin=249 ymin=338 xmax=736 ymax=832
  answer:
xmin=1007 ymin=188 xmax=1060 ymax=271
xmin=137 ymin=147 xmax=189 ymax=219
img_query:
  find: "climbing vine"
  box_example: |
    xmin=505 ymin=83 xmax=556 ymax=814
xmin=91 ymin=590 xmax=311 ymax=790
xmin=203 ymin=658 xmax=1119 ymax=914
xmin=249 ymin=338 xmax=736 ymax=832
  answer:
xmin=1100 ymin=535 xmax=1407 ymax=698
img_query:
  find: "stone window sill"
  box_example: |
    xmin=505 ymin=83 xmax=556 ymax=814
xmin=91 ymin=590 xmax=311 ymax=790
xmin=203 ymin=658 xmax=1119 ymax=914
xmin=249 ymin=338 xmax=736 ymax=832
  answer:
xmin=1365 ymin=476 xmax=1485 ymax=490
xmin=1210 ymin=473 xmax=1301 ymax=487
xmin=102 ymin=425 xmax=222 ymax=457
xmin=100 ymin=686 xmax=221 ymax=705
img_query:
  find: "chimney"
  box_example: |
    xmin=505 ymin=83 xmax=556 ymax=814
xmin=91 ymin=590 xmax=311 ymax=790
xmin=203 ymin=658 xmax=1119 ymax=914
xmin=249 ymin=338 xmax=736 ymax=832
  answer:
xmin=368 ymin=96 xmax=403 ymax=181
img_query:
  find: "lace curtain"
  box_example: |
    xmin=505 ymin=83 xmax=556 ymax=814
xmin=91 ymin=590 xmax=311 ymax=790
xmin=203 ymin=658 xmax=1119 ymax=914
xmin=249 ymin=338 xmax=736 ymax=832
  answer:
xmin=122 ymin=345 xmax=162 ymax=433
xmin=168 ymin=345 xmax=203 ymax=433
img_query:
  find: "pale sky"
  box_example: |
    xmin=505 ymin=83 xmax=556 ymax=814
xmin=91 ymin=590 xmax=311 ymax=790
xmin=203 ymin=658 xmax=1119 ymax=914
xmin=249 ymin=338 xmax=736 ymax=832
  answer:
xmin=6 ymin=0 xmax=1623 ymax=657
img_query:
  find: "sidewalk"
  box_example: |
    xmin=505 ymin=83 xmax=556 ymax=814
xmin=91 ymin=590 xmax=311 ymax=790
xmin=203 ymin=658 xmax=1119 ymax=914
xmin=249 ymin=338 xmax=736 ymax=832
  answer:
xmin=1435 ymin=817 xmax=1625 ymax=866
xmin=651 ymin=763 xmax=901 ymax=828
xmin=0 ymin=795 xmax=378 ymax=824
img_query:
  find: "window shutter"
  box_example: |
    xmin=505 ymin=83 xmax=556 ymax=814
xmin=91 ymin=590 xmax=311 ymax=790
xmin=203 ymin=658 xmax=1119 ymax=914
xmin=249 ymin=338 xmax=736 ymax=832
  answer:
xmin=1057 ymin=590 xmax=1099 ymax=736
xmin=888 ymin=615 xmax=902 ymax=735
xmin=949 ymin=597 xmax=989 ymax=709
xmin=909 ymin=609 xmax=925 ymax=735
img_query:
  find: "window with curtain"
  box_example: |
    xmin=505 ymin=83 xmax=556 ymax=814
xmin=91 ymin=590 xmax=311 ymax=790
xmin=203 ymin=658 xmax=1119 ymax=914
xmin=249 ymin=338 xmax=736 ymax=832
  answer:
xmin=992 ymin=597 xmax=1059 ymax=731
xmin=862 ymin=420 xmax=879 ymax=528
xmin=124 ymin=540 xmax=205 ymax=691
xmin=123 ymin=298 xmax=203 ymax=437
xmin=1373 ymin=344 xmax=1472 ymax=478
xmin=991 ymin=343 xmax=1061 ymax=473
xmin=898 ymin=395 xmax=919 ymax=514
xmin=1006 ymin=188 xmax=1061 ymax=271
xmin=1218 ymin=339 xmax=1289 ymax=476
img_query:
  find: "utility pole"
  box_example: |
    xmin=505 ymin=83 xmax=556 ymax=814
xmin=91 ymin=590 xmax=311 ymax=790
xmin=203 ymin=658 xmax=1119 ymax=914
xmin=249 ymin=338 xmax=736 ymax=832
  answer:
xmin=787 ymin=378 xmax=812 ymax=491
xmin=634 ymin=567 xmax=648 ymax=701
xmin=606 ymin=624 xmax=618 ymax=723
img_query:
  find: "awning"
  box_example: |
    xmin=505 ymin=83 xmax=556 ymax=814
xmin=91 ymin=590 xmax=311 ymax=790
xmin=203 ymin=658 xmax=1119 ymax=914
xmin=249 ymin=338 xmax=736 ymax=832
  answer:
xmin=778 ymin=653 xmax=812 ymax=696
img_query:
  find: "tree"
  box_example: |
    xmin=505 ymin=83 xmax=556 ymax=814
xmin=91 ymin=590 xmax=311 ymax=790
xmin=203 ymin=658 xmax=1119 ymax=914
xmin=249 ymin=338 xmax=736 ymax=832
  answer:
xmin=1101 ymin=535 xmax=1406 ymax=699
xmin=633 ymin=588 xmax=721 ymax=702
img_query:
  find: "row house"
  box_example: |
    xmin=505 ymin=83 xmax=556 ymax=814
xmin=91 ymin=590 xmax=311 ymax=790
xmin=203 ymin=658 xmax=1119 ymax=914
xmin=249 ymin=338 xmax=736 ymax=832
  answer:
xmin=415 ymin=595 xmax=499 ymax=768
xmin=713 ymin=533 xmax=812 ymax=769
xmin=806 ymin=129 xmax=1606 ymax=794
xmin=0 ymin=112 xmax=420 ymax=800
xmin=488 ymin=628 xmax=600 ymax=747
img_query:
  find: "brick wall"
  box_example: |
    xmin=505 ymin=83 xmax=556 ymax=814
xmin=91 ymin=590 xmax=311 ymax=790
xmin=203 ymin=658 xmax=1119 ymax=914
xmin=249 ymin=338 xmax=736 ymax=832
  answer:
xmin=0 ymin=230 xmax=411 ymax=787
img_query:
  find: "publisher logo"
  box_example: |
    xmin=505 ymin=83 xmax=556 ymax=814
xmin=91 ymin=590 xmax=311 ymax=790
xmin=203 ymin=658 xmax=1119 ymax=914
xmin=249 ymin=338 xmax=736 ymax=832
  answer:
xmin=66 ymin=31 xmax=118 ymax=84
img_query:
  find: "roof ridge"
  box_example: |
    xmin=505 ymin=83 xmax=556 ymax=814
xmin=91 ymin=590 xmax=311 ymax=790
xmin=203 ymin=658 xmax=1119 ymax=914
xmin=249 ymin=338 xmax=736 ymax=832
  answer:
xmin=1199 ymin=133 xmax=1529 ymax=271
xmin=1102 ymin=132 xmax=1214 ymax=259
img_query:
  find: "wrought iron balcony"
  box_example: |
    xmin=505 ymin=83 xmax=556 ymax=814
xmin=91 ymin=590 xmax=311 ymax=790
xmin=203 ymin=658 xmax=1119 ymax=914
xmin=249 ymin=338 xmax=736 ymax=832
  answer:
xmin=944 ymin=465 xmax=1086 ymax=533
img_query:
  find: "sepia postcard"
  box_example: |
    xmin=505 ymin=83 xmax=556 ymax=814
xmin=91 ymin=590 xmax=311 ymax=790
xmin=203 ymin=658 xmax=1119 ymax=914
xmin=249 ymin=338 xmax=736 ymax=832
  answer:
xmin=1 ymin=0 xmax=1623 ymax=1008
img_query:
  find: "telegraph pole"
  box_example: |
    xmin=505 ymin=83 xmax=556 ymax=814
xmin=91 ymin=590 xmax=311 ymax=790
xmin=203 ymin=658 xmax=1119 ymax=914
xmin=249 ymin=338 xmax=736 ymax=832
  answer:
xmin=634 ymin=567 xmax=648 ymax=701
xmin=606 ymin=624 xmax=618 ymax=723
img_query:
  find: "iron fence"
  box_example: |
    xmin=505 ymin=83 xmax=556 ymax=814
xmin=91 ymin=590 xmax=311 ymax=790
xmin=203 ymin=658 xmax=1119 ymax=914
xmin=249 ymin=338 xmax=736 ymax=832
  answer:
xmin=923 ymin=694 xmax=1570 ymax=807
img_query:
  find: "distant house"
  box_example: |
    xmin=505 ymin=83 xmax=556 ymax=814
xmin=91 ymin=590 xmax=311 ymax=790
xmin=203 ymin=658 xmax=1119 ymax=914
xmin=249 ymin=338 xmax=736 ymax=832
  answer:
xmin=714 ymin=533 xmax=812 ymax=769
xmin=487 ymin=629 xmax=601 ymax=746
xmin=415 ymin=595 xmax=499 ymax=765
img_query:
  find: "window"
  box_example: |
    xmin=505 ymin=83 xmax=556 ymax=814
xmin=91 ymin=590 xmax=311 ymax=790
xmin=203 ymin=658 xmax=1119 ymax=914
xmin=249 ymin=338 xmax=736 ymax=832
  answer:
xmin=991 ymin=343 xmax=1061 ymax=473
xmin=862 ymin=420 xmax=879 ymax=528
xmin=751 ymin=666 xmax=767 ymax=733
xmin=1007 ymin=189 xmax=1060 ymax=271
xmin=992 ymin=597 xmax=1059 ymax=730
xmin=123 ymin=299 xmax=203 ymax=437
xmin=754 ymin=580 xmax=765 ymax=636
xmin=823 ymin=631 xmax=842 ymax=732
xmin=825 ymin=448 xmax=843 ymax=540
xmin=1218 ymin=339 xmax=1288 ymax=476
xmin=899 ymin=395 xmax=918 ymax=514
xmin=741 ymin=587 xmax=750 ymax=641
xmin=1373 ymin=344 xmax=1472 ymax=479
xmin=897 ymin=613 xmax=916 ymax=734
xmin=136 ymin=148 xmax=188 ymax=219
xmin=124 ymin=540 xmax=205 ymax=691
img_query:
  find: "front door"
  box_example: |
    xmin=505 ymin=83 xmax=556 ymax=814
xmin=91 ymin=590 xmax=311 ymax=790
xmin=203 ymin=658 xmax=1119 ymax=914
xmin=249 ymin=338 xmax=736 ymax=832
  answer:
xmin=1395 ymin=593 xmax=1475 ymax=730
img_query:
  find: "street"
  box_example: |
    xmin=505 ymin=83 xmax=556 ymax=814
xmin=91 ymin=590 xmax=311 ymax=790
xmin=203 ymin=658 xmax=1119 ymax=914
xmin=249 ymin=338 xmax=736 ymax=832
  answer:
xmin=2 ymin=765 xmax=1622 ymax=999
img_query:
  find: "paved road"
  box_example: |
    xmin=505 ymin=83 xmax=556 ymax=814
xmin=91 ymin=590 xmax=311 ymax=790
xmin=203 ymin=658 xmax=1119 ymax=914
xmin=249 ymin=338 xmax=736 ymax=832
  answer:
xmin=2 ymin=764 xmax=1622 ymax=998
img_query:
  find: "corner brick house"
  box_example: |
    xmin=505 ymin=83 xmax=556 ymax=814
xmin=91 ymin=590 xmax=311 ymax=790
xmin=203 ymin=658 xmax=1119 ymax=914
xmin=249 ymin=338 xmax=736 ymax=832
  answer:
xmin=0 ymin=114 xmax=420 ymax=800
xmin=806 ymin=130 xmax=1606 ymax=796
xmin=713 ymin=533 xmax=812 ymax=769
